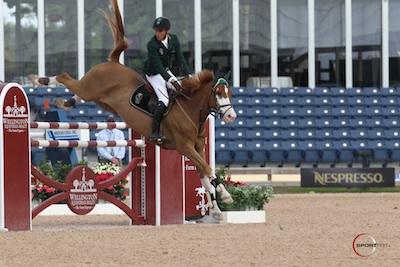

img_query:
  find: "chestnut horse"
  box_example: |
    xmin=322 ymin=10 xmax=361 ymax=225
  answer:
xmin=38 ymin=0 xmax=237 ymax=220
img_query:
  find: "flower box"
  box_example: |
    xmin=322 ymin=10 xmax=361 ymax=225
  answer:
xmin=222 ymin=210 xmax=266 ymax=224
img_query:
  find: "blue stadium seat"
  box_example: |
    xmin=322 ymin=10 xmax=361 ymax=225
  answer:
xmin=252 ymin=87 xmax=279 ymax=96
xmin=385 ymin=107 xmax=400 ymax=116
xmin=298 ymin=129 xmax=316 ymax=139
xmin=330 ymin=96 xmax=347 ymax=106
xmin=331 ymin=106 xmax=349 ymax=117
xmin=280 ymin=87 xmax=312 ymax=96
xmin=232 ymin=96 xmax=246 ymax=106
xmin=228 ymin=128 xmax=246 ymax=139
xmin=215 ymin=139 xmax=233 ymax=165
xmin=362 ymin=87 xmax=379 ymax=96
xmin=263 ymin=96 xmax=281 ymax=106
xmin=317 ymin=118 xmax=334 ymax=129
xmin=248 ymin=140 xmax=268 ymax=166
xmin=367 ymin=116 xmax=384 ymax=128
xmin=247 ymin=106 xmax=265 ymax=117
xmin=299 ymin=140 xmax=320 ymax=165
xmin=384 ymin=129 xmax=400 ymax=139
xmin=282 ymin=140 xmax=303 ymax=165
xmin=263 ymin=129 xmax=282 ymax=140
xmin=259 ymin=87 xmax=280 ymax=95
xmin=280 ymin=96 xmax=299 ymax=106
xmin=364 ymin=107 xmax=383 ymax=117
xmin=298 ymin=118 xmax=316 ymax=128
xmin=247 ymin=117 xmax=264 ymax=128
xmin=232 ymin=87 xmax=250 ymax=97
xmin=264 ymin=117 xmax=282 ymax=128
xmin=330 ymin=87 xmax=346 ymax=95
xmin=316 ymin=128 xmax=334 ymax=139
xmin=381 ymin=97 xmax=398 ymax=106
xmin=265 ymin=141 xmax=286 ymax=165
xmin=368 ymin=140 xmax=389 ymax=163
xmin=314 ymin=106 xmax=332 ymax=117
xmin=280 ymin=117 xmax=298 ymax=128
xmin=246 ymin=96 xmax=265 ymax=106
xmin=313 ymin=97 xmax=331 ymax=106
xmin=296 ymin=106 xmax=314 ymax=117
xmin=364 ymin=97 xmax=381 ymax=106
xmin=279 ymin=107 xmax=299 ymax=117
xmin=231 ymin=139 xmax=249 ymax=165
xmin=279 ymin=129 xmax=298 ymax=140
xmin=231 ymin=117 xmax=248 ymax=128
xmin=296 ymin=96 xmax=314 ymax=106
xmin=349 ymin=118 xmax=367 ymax=128
xmin=367 ymin=128 xmax=384 ymax=140
xmin=245 ymin=129 xmax=264 ymax=140
xmin=350 ymin=128 xmax=368 ymax=140
xmin=331 ymin=118 xmax=350 ymax=128
xmin=334 ymin=140 xmax=356 ymax=164
xmin=345 ymin=87 xmax=363 ymax=96
xmin=383 ymin=117 xmax=400 ymax=128
xmin=317 ymin=140 xmax=337 ymax=164
xmin=347 ymin=97 xmax=365 ymax=106
xmin=313 ymin=87 xmax=331 ymax=96
xmin=263 ymin=106 xmax=281 ymax=117
xmin=332 ymin=128 xmax=351 ymax=139
xmin=386 ymin=140 xmax=400 ymax=161
xmin=233 ymin=105 xmax=247 ymax=117
xmin=380 ymin=87 xmax=400 ymax=96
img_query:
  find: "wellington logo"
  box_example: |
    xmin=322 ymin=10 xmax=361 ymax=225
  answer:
xmin=71 ymin=168 xmax=97 ymax=193
xmin=4 ymin=95 xmax=27 ymax=118
xmin=67 ymin=167 xmax=98 ymax=215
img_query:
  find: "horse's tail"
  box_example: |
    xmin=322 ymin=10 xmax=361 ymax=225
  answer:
xmin=104 ymin=0 xmax=128 ymax=63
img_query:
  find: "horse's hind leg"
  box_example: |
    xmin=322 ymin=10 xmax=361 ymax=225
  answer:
xmin=38 ymin=73 xmax=81 ymax=108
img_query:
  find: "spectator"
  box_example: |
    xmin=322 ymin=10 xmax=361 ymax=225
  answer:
xmin=96 ymin=115 xmax=126 ymax=165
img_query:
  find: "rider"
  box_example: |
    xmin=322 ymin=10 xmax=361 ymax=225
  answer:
xmin=144 ymin=16 xmax=191 ymax=143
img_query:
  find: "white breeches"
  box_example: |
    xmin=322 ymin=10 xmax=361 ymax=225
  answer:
xmin=146 ymin=70 xmax=177 ymax=107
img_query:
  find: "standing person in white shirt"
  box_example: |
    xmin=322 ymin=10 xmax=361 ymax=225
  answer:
xmin=96 ymin=115 xmax=126 ymax=165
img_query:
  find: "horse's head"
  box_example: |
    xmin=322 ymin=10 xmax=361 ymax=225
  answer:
xmin=211 ymin=78 xmax=237 ymax=123
xmin=181 ymin=70 xmax=237 ymax=123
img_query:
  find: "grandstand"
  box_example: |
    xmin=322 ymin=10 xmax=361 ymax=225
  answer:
xmin=24 ymin=85 xmax=400 ymax=172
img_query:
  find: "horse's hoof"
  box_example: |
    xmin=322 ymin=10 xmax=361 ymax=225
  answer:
xmin=221 ymin=195 xmax=234 ymax=204
xmin=37 ymin=77 xmax=49 ymax=85
xmin=54 ymin=98 xmax=71 ymax=111
xmin=211 ymin=211 xmax=224 ymax=221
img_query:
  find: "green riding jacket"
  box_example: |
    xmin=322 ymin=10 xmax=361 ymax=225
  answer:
xmin=144 ymin=34 xmax=191 ymax=81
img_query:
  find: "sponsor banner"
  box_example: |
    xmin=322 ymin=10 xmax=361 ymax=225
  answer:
xmin=301 ymin=168 xmax=395 ymax=187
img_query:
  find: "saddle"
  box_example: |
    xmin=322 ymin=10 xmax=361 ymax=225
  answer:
xmin=129 ymin=80 xmax=176 ymax=116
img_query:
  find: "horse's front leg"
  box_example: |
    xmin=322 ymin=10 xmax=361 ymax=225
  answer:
xmin=181 ymin=144 xmax=223 ymax=220
xmin=195 ymin=138 xmax=233 ymax=204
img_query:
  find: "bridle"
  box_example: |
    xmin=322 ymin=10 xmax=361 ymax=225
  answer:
xmin=207 ymin=84 xmax=234 ymax=119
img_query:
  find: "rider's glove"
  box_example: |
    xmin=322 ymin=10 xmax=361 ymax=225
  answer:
xmin=168 ymin=77 xmax=183 ymax=92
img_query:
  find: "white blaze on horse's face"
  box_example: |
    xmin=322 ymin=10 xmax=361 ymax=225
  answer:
xmin=216 ymin=84 xmax=237 ymax=123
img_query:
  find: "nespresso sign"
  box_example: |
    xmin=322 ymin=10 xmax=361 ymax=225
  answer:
xmin=301 ymin=168 xmax=395 ymax=187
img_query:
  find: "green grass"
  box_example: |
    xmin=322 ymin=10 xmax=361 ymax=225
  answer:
xmin=273 ymin=186 xmax=400 ymax=194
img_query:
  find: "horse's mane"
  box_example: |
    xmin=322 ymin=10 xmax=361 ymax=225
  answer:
xmin=103 ymin=0 xmax=128 ymax=63
xmin=181 ymin=70 xmax=214 ymax=94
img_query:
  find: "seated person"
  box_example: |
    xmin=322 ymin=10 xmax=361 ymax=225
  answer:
xmin=96 ymin=115 xmax=126 ymax=165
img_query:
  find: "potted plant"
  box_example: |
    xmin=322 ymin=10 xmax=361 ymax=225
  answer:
xmin=215 ymin=167 xmax=274 ymax=223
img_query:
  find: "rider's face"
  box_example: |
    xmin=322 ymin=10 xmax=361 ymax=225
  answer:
xmin=154 ymin=28 xmax=168 ymax=41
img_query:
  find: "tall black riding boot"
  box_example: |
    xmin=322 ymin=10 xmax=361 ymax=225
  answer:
xmin=149 ymin=101 xmax=167 ymax=143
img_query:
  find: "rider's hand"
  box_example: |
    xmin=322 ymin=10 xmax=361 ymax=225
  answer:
xmin=171 ymin=80 xmax=183 ymax=92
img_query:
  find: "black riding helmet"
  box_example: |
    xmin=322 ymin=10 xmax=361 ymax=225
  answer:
xmin=152 ymin=17 xmax=171 ymax=31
